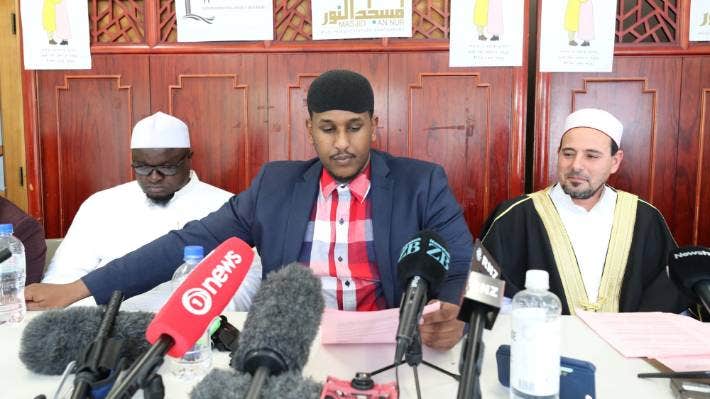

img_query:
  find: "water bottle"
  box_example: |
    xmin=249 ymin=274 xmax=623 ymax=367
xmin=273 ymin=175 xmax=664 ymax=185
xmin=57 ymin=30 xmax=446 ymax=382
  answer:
xmin=510 ymin=269 xmax=562 ymax=399
xmin=0 ymin=223 xmax=26 ymax=325
xmin=167 ymin=245 xmax=213 ymax=380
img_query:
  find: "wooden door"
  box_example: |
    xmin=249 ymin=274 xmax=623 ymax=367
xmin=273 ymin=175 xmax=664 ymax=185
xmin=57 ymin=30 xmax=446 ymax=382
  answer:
xmin=36 ymin=55 xmax=150 ymax=237
xmin=149 ymin=54 xmax=268 ymax=195
xmin=389 ymin=52 xmax=525 ymax=235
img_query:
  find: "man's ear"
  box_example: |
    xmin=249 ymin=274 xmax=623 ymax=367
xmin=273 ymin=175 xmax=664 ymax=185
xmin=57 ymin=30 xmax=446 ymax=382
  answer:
xmin=610 ymin=149 xmax=624 ymax=174
xmin=371 ymin=115 xmax=379 ymax=142
xmin=306 ymin=118 xmax=314 ymax=144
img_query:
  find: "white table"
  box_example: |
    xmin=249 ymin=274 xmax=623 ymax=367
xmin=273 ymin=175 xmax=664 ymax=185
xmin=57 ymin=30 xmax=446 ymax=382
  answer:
xmin=1 ymin=312 xmax=675 ymax=398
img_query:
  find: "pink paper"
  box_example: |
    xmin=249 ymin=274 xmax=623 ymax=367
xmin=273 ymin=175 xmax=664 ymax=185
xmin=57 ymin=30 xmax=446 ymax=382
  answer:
xmin=576 ymin=310 xmax=710 ymax=358
xmin=656 ymin=355 xmax=710 ymax=372
xmin=320 ymin=303 xmax=440 ymax=344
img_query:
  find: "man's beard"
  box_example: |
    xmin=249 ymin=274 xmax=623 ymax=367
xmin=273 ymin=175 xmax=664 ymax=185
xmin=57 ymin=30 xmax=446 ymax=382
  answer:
xmin=147 ymin=193 xmax=175 ymax=206
xmin=561 ymin=181 xmax=603 ymax=200
xmin=329 ymin=170 xmax=359 ymax=184
xmin=327 ymin=153 xmax=370 ymax=184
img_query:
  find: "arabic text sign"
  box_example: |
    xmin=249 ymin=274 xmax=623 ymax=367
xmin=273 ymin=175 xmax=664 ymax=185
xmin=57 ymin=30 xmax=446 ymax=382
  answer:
xmin=312 ymin=0 xmax=412 ymax=40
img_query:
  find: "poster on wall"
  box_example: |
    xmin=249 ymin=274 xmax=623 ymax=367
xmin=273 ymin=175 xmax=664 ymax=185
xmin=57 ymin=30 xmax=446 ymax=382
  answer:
xmin=539 ymin=0 xmax=617 ymax=72
xmin=689 ymin=0 xmax=710 ymax=42
xmin=20 ymin=0 xmax=92 ymax=70
xmin=449 ymin=0 xmax=525 ymax=67
xmin=312 ymin=0 xmax=412 ymax=40
xmin=175 ymin=0 xmax=274 ymax=42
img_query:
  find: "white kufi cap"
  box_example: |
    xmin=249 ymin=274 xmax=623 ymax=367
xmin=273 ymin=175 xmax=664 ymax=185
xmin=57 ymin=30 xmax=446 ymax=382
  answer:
xmin=130 ymin=112 xmax=190 ymax=149
xmin=563 ymin=108 xmax=623 ymax=146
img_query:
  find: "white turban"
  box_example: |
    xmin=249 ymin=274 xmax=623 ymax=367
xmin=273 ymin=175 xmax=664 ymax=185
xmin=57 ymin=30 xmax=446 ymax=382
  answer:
xmin=130 ymin=112 xmax=190 ymax=149
xmin=563 ymin=108 xmax=623 ymax=146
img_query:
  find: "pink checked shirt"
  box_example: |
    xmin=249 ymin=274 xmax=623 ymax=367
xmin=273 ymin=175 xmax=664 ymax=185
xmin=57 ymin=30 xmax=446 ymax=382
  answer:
xmin=297 ymin=164 xmax=385 ymax=311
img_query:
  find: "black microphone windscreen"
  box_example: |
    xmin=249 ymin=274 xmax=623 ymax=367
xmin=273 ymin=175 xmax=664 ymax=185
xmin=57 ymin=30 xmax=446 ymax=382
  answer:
xmin=668 ymin=246 xmax=710 ymax=301
xmin=230 ymin=263 xmax=324 ymax=373
xmin=397 ymin=229 xmax=450 ymax=292
xmin=20 ymin=307 xmax=153 ymax=375
xmin=190 ymin=369 xmax=322 ymax=399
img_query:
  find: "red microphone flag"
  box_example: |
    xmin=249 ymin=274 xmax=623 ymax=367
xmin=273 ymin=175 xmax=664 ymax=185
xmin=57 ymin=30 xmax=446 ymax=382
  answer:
xmin=145 ymin=237 xmax=255 ymax=357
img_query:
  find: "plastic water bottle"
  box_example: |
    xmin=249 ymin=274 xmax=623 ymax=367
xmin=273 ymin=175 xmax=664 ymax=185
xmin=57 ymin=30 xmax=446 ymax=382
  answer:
xmin=167 ymin=245 xmax=213 ymax=380
xmin=0 ymin=223 xmax=27 ymax=325
xmin=510 ymin=270 xmax=562 ymax=399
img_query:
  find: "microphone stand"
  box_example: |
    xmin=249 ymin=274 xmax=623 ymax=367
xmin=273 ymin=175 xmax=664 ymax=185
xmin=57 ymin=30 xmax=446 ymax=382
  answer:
xmin=456 ymin=309 xmax=487 ymax=399
xmin=244 ymin=366 xmax=271 ymax=399
xmin=71 ymin=290 xmax=123 ymax=399
xmin=369 ymin=335 xmax=460 ymax=380
xmin=241 ymin=349 xmax=288 ymax=399
xmin=455 ymin=268 xmax=505 ymax=399
xmin=106 ymin=336 xmax=172 ymax=399
xmin=696 ymin=283 xmax=710 ymax=314
xmin=368 ymin=330 xmax=460 ymax=399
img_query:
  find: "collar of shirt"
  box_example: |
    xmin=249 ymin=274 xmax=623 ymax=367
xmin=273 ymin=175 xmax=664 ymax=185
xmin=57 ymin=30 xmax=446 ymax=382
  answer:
xmin=143 ymin=170 xmax=201 ymax=208
xmin=549 ymin=183 xmax=617 ymax=216
xmin=319 ymin=163 xmax=371 ymax=203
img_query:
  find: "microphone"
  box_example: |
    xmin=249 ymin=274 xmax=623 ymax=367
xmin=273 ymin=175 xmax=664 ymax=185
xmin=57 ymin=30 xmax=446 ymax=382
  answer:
xmin=230 ymin=263 xmax=324 ymax=399
xmin=456 ymin=239 xmax=505 ymax=399
xmin=668 ymin=246 xmax=710 ymax=313
xmin=20 ymin=307 xmax=153 ymax=375
xmin=394 ymin=230 xmax=450 ymax=364
xmin=107 ymin=237 xmax=255 ymax=399
xmin=190 ymin=369 xmax=322 ymax=399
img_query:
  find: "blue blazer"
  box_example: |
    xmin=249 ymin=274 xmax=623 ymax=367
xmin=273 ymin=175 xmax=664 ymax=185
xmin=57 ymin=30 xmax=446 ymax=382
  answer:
xmin=84 ymin=150 xmax=474 ymax=308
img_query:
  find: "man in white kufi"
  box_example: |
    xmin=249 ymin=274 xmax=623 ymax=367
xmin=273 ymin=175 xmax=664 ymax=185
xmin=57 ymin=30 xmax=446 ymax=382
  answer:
xmin=481 ymin=108 xmax=689 ymax=315
xmin=43 ymin=112 xmax=262 ymax=311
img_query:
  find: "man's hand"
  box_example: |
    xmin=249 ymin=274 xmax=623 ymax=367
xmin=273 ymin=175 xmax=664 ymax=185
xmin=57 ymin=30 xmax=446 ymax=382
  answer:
xmin=420 ymin=300 xmax=464 ymax=350
xmin=25 ymin=280 xmax=91 ymax=310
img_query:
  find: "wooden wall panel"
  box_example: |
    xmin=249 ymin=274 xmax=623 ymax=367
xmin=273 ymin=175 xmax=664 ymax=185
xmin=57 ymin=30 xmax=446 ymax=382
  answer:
xmin=675 ymin=56 xmax=710 ymax=245
xmin=266 ymin=54 xmax=389 ymax=162
xmin=36 ymin=55 xmax=150 ymax=238
xmin=535 ymin=57 xmax=682 ymax=231
xmin=34 ymin=52 xmax=524 ymax=240
xmin=148 ymin=55 xmax=268 ymax=194
xmin=389 ymin=53 xmax=524 ymax=236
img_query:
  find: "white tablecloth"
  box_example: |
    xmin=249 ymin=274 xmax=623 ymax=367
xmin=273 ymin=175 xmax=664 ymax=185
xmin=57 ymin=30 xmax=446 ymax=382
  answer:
xmin=0 ymin=312 xmax=674 ymax=398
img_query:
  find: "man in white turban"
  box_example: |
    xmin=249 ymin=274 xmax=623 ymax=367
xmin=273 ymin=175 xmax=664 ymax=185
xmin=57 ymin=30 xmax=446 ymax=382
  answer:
xmin=480 ymin=108 xmax=689 ymax=315
xmin=40 ymin=112 xmax=261 ymax=311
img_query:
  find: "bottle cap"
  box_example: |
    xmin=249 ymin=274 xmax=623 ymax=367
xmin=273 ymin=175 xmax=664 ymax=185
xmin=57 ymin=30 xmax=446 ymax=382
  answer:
xmin=183 ymin=245 xmax=204 ymax=260
xmin=525 ymin=269 xmax=549 ymax=290
xmin=0 ymin=224 xmax=13 ymax=235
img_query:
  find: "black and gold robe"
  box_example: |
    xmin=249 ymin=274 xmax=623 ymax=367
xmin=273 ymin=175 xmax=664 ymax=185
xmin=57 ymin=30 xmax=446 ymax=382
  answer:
xmin=481 ymin=186 xmax=690 ymax=315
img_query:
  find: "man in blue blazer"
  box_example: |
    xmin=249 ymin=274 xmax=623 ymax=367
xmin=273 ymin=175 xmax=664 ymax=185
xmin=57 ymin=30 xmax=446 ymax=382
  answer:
xmin=26 ymin=70 xmax=474 ymax=350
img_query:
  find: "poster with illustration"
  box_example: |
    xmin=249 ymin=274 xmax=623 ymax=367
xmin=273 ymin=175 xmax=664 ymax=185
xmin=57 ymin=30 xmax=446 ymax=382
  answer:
xmin=176 ymin=0 xmax=273 ymax=42
xmin=20 ymin=0 xmax=91 ymax=70
xmin=689 ymin=0 xmax=710 ymax=42
xmin=449 ymin=0 xmax=524 ymax=67
xmin=539 ymin=0 xmax=616 ymax=72
xmin=312 ymin=0 xmax=412 ymax=40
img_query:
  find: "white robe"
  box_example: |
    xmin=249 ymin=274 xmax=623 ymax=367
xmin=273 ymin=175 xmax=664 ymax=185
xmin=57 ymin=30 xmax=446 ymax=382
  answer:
xmin=43 ymin=170 xmax=262 ymax=311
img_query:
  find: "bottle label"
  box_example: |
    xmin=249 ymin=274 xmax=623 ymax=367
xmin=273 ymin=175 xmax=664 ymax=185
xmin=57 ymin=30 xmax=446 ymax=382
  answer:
xmin=510 ymin=308 xmax=561 ymax=396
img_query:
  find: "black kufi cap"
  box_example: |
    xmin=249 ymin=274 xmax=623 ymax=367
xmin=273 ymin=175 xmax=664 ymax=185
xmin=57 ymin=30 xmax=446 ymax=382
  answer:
xmin=307 ymin=69 xmax=374 ymax=114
